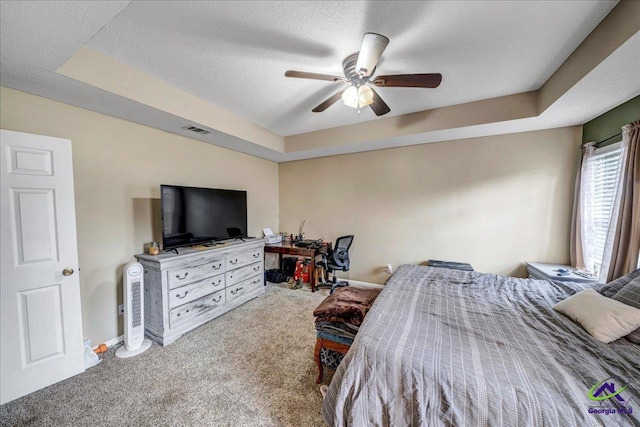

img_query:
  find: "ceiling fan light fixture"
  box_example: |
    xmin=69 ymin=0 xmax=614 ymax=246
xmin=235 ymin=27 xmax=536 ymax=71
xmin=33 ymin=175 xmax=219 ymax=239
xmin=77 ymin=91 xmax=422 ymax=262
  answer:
xmin=342 ymin=85 xmax=374 ymax=109
xmin=358 ymin=85 xmax=374 ymax=107
xmin=285 ymin=33 xmax=440 ymax=117
xmin=341 ymin=86 xmax=358 ymax=108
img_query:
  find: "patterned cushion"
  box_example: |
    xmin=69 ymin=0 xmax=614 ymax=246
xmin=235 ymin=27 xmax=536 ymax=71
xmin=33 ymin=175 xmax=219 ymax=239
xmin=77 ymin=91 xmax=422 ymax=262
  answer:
xmin=594 ymin=269 xmax=640 ymax=297
xmin=611 ymin=277 xmax=640 ymax=344
xmin=625 ymin=328 xmax=640 ymax=345
xmin=611 ymin=277 xmax=640 ymax=309
xmin=319 ymin=347 xmax=345 ymax=370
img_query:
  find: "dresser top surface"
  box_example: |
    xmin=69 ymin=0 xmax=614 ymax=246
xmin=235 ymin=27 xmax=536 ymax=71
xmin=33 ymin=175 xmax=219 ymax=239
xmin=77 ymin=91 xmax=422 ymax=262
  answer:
xmin=137 ymin=238 xmax=265 ymax=264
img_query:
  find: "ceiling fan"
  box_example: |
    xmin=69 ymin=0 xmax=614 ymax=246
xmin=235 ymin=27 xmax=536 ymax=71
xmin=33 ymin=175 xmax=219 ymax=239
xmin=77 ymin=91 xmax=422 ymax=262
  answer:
xmin=284 ymin=33 xmax=442 ymax=116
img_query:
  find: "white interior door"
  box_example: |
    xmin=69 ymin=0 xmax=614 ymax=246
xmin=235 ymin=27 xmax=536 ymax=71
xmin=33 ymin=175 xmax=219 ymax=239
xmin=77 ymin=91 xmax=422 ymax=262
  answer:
xmin=1 ymin=129 xmax=84 ymax=405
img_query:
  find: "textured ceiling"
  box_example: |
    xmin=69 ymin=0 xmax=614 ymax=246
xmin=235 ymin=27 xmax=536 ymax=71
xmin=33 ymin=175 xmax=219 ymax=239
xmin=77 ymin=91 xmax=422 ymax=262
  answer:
xmin=1 ymin=1 xmax=638 ymax=161
xmin=84 ymin=1 xmax=617 ymax=136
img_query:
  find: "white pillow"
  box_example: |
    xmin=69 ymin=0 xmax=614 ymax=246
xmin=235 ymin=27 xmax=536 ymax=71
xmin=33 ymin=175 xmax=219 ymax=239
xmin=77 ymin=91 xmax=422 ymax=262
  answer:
xmin=553 ymin=288 xmax=640 ymax=343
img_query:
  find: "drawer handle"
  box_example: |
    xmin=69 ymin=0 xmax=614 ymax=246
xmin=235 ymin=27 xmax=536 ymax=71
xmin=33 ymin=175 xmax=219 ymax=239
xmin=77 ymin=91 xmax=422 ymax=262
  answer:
xmin=230 ymin=287 xmax=243 ymax=295
xmin=212 ymin=263 xmax=222 ymax=270
xmin=253 ymin=265 xmax=260 ymax=271
xmin=212 ymin=279 xmax=222 ymax=286
xmin=253 ymin=253 xmax=259 ymax=258
xmin=176 ymin=291 xmax=189 ymax=299
xmin=175 ymin=272 xmax=189 ymax=280
xmin=212 ymin=295 xmax=223 ymax=303
xmin=229 ymin=259 xmax=238 ymax=265
xmin=251 ymin=279 xmax=260 ymax=284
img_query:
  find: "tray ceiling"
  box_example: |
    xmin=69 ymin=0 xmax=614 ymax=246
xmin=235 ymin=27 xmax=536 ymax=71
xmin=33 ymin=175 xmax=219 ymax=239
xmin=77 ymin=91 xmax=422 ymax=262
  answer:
xmin=1 ymin=1 xmax=638 ymax=161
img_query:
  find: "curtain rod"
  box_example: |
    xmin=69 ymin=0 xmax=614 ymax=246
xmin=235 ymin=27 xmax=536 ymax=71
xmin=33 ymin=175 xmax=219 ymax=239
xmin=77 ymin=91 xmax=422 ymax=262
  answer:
xmin=582 ymin=132 xmax=622 ymax=148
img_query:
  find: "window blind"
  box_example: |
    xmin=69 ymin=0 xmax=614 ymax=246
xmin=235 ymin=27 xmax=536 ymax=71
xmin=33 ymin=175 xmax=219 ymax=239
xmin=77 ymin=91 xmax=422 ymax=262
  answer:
xmin=590 ymin=143 xmax=621 ymax=272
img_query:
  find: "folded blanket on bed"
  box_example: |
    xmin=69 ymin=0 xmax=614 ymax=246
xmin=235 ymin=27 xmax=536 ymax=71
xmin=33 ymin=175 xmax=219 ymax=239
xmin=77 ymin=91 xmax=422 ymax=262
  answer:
xmin=313 ymin=287 xmax=381 ymax=326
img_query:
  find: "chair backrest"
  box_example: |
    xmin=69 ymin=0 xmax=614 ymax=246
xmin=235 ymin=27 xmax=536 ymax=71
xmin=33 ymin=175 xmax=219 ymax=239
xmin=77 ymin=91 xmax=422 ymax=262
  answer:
xmin=329 ymin=235 xmax=354 ymax=271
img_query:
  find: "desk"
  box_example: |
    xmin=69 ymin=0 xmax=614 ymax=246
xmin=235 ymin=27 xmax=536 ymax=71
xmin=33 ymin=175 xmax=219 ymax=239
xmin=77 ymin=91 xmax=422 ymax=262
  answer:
xmin=264 ymin=242 xmax=328 ymax=292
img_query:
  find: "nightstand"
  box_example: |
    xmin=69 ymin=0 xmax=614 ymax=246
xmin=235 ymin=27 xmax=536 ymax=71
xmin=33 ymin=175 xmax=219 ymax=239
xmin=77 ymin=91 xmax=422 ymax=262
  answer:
xmin=525 ymin=262 xmax=601 ymax=284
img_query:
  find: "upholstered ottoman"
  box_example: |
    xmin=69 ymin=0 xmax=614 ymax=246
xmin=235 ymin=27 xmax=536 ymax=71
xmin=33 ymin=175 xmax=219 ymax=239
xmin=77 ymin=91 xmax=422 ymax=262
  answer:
xmin=312 ymin=287 xmax=381 ymax=383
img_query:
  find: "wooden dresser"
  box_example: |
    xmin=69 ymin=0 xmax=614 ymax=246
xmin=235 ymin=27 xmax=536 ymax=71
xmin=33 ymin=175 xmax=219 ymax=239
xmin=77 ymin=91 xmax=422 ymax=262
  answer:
xmin=137 ymin=239 xmax=265 ymax=346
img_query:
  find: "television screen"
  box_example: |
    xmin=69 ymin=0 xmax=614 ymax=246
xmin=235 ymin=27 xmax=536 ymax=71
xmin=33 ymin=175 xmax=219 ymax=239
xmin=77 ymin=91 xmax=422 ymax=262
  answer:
xmin=161 ymin=185 xmax=247 ymax=250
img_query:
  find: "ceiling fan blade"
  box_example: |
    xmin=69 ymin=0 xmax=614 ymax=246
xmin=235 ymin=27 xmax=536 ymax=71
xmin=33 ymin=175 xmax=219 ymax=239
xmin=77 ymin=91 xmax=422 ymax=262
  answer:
xmin=372 ymin=73 xmax=442 ymax=88
xmin=312 ymin=89 xmax=346 ymax=112
xmin=355 ymin=33 xmax=389 ymax=77
xmin=369 ymin=88 xmax=390 ymax=116
xmin=285 ymin=70 xmax=348 ymax=83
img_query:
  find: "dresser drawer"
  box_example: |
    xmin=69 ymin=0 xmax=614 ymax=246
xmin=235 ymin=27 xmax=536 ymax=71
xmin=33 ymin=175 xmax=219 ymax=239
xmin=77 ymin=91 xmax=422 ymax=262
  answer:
xmin=169 ymin=289 xmax=225 ymax=329
xmin=167 ymin=258 xmax=225 ymax=289
xmin=168 ymin=274 xmax=225 ymax=309
xmin=138 ymin=240 xmax=265 ymax=346
xmin=226 ymin=275 xmax=263 ymax=304
xmin=226 ymin=248 xmax=263 ymax=270
xmin=226 ymin=261 xmax=263 ymax=286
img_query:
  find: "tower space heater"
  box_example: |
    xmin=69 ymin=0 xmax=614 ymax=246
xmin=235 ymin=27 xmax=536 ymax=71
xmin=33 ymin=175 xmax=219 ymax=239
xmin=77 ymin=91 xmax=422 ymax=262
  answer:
xmin=116 ymin=261 xmax=152 ymax=358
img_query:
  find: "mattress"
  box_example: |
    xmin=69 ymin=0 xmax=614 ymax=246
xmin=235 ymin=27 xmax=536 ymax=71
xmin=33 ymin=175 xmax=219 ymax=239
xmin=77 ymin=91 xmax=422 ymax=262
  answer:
xmin=322 ymin=264 xmax=640 ymax=426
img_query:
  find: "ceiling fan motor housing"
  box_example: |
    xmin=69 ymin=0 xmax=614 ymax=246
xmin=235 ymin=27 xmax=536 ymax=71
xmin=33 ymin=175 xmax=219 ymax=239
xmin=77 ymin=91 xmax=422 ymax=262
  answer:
xmin=343 ymin=53 xmax=372 ymax=84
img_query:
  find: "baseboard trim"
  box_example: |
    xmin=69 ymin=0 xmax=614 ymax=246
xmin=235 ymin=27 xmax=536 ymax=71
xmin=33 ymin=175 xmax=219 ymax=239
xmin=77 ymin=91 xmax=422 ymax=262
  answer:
xmin=347 ymin=280 xmax=384 ymax=289
xmin=95 ymin=281 xmax=380 ymax=349
xmin=94 ymin=335 xmax=123 ymax=350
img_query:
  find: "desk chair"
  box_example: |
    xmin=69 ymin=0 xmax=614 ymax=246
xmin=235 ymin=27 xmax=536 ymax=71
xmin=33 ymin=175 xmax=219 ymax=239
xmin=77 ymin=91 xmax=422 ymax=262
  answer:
xmin=316 ymin=235 xmax=354 ymax=294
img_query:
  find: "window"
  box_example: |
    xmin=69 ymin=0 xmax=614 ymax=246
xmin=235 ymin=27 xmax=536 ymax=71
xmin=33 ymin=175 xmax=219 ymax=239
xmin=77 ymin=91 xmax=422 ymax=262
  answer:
xmin=588 ymin=142 xmax=621 ymax=274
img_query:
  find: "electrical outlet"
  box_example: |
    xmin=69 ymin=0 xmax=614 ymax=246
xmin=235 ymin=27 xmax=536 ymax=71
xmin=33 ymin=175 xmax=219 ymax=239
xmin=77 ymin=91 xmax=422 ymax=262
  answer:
xmin=118 ymin=304 xmax=124 ymax=316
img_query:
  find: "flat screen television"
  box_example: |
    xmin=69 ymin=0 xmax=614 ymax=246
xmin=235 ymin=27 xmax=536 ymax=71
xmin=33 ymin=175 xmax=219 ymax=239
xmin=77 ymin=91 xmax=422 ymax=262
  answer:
xmin=160 ymin=185 xmax=248 ymax=250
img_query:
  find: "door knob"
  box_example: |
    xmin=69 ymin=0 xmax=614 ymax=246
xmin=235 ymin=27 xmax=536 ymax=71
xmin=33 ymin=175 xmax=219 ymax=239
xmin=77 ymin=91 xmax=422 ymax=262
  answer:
xmin=62 ymin=268 xmax=74 ymax=276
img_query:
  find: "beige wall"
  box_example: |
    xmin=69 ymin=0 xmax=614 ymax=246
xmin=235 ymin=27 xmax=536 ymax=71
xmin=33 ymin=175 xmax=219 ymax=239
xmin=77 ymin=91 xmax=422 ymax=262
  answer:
xmin=279 ymin=127 xmax=581 ymax=283
xmin=0 ymin=87 xmax=279 ymax=345
xmin=0 ymin=85 xmax=582 ymax=343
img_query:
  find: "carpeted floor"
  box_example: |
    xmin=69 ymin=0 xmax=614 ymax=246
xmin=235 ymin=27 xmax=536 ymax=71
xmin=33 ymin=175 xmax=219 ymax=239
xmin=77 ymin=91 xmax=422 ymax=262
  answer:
xmin=0 ymin=283 xmax=334 ymax=427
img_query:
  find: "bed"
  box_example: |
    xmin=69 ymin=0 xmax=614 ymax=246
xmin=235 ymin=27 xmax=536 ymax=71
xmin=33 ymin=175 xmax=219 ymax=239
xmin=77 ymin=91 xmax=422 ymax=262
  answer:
xmin=322 ymin=264 xmax=640 ymax=426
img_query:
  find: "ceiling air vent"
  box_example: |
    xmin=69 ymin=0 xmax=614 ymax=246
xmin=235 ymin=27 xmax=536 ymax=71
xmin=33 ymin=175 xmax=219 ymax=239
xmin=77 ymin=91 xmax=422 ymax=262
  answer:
xmin=181 ymin=125 xmax=211 ymax=135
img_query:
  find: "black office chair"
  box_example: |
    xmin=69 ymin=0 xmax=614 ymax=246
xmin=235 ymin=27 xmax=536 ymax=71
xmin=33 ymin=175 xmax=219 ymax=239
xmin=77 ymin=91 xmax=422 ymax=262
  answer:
xmin=316 ymin=235 xmax=354 ymax=294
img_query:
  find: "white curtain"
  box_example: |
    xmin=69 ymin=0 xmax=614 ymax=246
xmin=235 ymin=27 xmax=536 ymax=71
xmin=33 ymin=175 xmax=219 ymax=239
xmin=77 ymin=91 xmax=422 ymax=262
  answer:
xmin=599 ymin=143 xmax=626 ymax=281
xmin=578 ymin=142 xmax=597 ymax=271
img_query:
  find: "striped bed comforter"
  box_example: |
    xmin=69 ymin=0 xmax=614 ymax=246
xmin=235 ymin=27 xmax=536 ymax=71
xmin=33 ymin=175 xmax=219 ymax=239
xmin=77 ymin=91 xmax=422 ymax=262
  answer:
xmin=322 ymin=264 xmax=640 ymax=426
